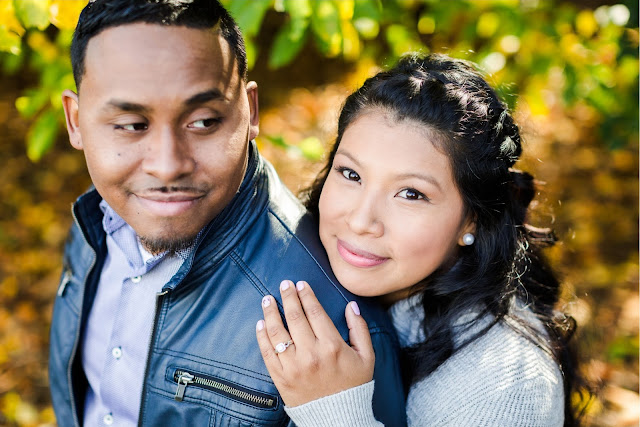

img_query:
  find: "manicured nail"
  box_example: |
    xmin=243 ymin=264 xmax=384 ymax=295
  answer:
xmin=262 ymin=296 xmax=271 ymax=307
xmin=296 ymin=281 xmax=305 ymax=291
xmin=280 ymin=280 xmax=291 ymax=291
xmin=350 ymin=301 xmax=361 ymax=316
xmin=256 ymin=320 xmax=265 ymax=331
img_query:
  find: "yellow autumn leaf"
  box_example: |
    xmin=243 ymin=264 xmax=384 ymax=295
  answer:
xmin=341 ymin=20 xmax=360 ymax=61
xmin=336 ymin=0 xmax=354 ymax=21
xmin=418 ymin=15 xmax=435 ymax=35
xmin=49 ymin=0 xmax=87 ymax=30
xmin=523 ymin=78 xmax=550 ymax=116
xmin=27 ymin=31 xmax=58 ymax=62
xmin=477 ymin=12 xmax=499 ymax=38
xmin=576 ymin=10 xmax=598 ymax=38
xmin=0 ymin=0 xmax=25 ymax=36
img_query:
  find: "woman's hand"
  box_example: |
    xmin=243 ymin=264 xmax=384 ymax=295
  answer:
xmin=256 ymin=280 xmax=375 ymax=407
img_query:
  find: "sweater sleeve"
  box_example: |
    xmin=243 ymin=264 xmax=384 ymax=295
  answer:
xmin=284 ymin=381 xmax=384 ymax=427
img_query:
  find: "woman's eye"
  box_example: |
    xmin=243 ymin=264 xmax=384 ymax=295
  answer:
xmin=189 ymin=118 xmax=220 ymax=129
xmin=339 ymin=168 xmax=360 ymax=182
xmin=115 ymin=123 xmax=147 ymax=131
xmin=396 ymin=188 xmax=427 ymax=201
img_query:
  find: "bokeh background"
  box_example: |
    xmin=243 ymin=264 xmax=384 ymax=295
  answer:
xmin=0 ymin=0 xmax=637 ymax=425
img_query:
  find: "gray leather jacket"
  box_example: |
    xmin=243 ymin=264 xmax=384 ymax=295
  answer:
xmin=49 ymin=143 xmax=406 ymax=426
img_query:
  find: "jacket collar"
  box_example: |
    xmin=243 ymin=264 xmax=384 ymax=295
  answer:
xmin=166 ymin=141 xmax=268 ymax=289
xmin=73 ymin=141 xmax=269 ymax=290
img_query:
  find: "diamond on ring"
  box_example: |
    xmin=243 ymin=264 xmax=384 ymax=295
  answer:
xmin=274 ymin=339 xmax=293 ymax=355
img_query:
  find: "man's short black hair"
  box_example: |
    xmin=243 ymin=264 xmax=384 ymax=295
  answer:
xmin=70 ymin=0 xmax=247 ymax=89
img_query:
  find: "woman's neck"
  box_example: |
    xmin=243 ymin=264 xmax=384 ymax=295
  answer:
xmin=378 ymin=288 xmax=412 ymax=307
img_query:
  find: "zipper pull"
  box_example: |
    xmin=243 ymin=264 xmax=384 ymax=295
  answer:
xmin=174 ymin=372 xmax=195 ymax=401
xmin=57 ymin=268 xmax=72 ymax=297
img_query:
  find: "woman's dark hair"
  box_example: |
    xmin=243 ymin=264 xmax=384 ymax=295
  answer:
xmin=303 ymin=53 xmax=587 ymax=425
xmin=70 ymin=0 xmax=247 ymax=89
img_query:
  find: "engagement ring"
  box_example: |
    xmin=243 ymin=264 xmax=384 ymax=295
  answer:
xmin=274 ymin=340 xmax=293 ymax=355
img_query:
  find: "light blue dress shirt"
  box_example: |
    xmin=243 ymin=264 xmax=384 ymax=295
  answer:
xmin=82 ymin=201 xmax=193 ymax=427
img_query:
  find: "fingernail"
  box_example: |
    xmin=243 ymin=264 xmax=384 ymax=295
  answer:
xmin=280 ymin=280 xmax=291 ymax=291
xmin=262 ymin=296 xmax=271 ymax=307
xmin=296 ymin=281 xmax=305 ymax=291
xmin=256 ymin=320 xmax=265 ymax=331
xmin=350 ymin=301 xmax=361 ymax=316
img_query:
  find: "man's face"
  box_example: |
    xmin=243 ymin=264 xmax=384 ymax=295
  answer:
xmin=63 ymin=23 xmax=259 ymax=253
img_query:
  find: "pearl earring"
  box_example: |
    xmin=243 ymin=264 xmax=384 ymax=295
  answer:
xmin=462 ymin=233 xmax=475 ymax=246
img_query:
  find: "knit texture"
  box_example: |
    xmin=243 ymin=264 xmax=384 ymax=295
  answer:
xmin=285 ymin=297 xmax=564 ymax=426
xmin=284 ymin=381 xmax=380 ymax=427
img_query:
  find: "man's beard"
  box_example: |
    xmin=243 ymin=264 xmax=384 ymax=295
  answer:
xmin=139 ymin=235 xmax=196 ymax=256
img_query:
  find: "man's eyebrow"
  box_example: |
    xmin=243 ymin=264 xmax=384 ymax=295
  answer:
xmin=103 ymin=100 xmax=150 ymax=114
xmin=184 ymin=89 xmax=226 ymax=106
xmin=101 ymin=89 xmax=226 ymax=114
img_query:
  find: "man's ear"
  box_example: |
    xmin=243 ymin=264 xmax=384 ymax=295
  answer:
xmin=246 ymin=81 xmax=259 ymax=141
xmin=62 ymin=89 xmax=83 ymax=150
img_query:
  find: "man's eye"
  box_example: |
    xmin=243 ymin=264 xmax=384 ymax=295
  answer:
xmin=115 ymin=123 xmax=147 ymax=131
xmin=338 ymin=167 xmax=360 ymax=182
xmin=396 ymin=188 xmax=427 ymax=201
xmin=189 ymin=118 xmax=220 ymax=129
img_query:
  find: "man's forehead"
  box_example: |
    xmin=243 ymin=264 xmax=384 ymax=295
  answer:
xmin=81 ymin=23 xmax=240 ymax=95
xmin=85 ymin=22 xmax=226 ymax=57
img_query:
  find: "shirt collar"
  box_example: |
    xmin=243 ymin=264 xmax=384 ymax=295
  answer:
xmin=100 ymin=200 xmax=127 ymax=234
xmin=99 ymin=200 xmax=194 ymax=272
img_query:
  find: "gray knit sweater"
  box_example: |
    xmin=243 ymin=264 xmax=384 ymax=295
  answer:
xmin=285 ymin=297 xmax=564 ymax=426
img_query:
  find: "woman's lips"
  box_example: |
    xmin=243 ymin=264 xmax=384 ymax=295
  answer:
xmin=337 ymin=239 xmax=388 ymax=268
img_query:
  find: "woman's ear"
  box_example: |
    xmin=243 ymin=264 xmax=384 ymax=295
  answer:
xmin=458 ymin=219 xmax=477 ymax=246
xmin=62 ymin=89 xmax=83 ymax=150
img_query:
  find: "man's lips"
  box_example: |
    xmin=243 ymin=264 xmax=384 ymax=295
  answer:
xmin=336 ymin=239 xmax=389 ymax=268
xmin=134 ymin=191 xmax=205 ymax=217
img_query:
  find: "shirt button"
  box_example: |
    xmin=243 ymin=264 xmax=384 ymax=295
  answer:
xmin=103 ymin=413 xmax=114 ymax=425
xmin=131 ymin=275 xmax=142 ymax=283
xmin=111 ymin=347 xmax=122 ymax=359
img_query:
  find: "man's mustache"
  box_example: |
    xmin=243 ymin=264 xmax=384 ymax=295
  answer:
xmin=143 ymin=186 xmax=207 ymax=194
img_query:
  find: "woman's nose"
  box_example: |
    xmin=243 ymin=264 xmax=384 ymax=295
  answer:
xmin=345 ymin=191 xmax=384 ymax=237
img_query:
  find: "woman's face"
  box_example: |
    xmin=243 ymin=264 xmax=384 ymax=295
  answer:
xmin=319 ymin=109 xmax=474 ymax=299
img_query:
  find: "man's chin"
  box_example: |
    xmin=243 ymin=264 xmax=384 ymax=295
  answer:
xmin=138 ymin=234 xmax=196 ymax=256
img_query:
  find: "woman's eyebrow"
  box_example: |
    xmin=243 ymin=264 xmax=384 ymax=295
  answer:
xmin=336 ymin=149 xmax=443 ymax=191
xmin=334 ymin=149 xmax=361 ymax=167
xmin=395 ymin=172 xmax=442 ymax=191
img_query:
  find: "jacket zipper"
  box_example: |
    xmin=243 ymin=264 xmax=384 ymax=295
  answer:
xmin=137 ymin=289 xmax=168 ymax=426
xmin=173 ymin=369 xmax=278 ymax=409
xmin=138 ymin=230 xmax=207 ymax=425
xmin=68 ymin=208 xmax=97 ymax=427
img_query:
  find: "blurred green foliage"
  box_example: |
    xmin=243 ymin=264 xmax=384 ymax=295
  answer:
xmin=0 ymin=0 xmax=637 ymax=160
xmin=0 ymin=0 xmax=82 ymax=161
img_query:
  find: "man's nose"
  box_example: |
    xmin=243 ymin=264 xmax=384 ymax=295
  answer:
xmin=141 ymin=126 xmax=195 ymax=182
xmin=345 ymin=191 xmax=384 ymax=237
